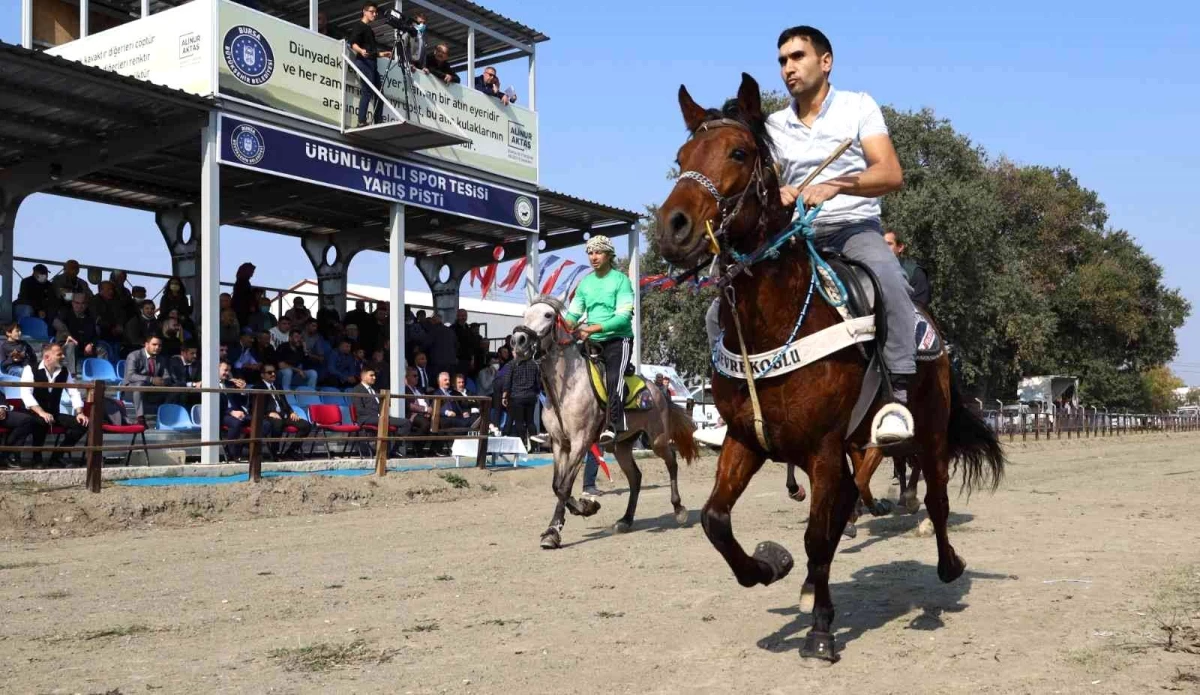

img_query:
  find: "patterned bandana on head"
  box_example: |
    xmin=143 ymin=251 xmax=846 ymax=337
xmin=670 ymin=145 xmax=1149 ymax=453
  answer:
xmin=585 ymin=235 xmax=616 ymax=256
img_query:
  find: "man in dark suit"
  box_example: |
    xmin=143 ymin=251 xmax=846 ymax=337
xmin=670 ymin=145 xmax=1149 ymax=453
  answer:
xmin=123 ymin=300 xmax=161 ymax=355
xmin=168 ymin=343 xmax=202 ymax=407
xmin=434 ymin=371 xmax=474 ymax=431
xmin=123 ymin=335 xmax=172 ymax=424
xmin=424 ymin=316 xmax=458 ymax=380
xmin=401 ymin=366 xmax=432 ymax=456
xmin=258 ymin=363 xmax=313 ymax=460
xmin=348 ymin=366 xmax=410 ymax=457
xmin=219 ymin=360 xmax=250 ymax=461
xmin=412 ymin=351 xmax=434 ymax=394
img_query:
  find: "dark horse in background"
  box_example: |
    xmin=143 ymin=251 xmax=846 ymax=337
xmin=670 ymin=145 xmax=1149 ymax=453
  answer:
xmin=656 ymin=74 xmax=1005 ymax=664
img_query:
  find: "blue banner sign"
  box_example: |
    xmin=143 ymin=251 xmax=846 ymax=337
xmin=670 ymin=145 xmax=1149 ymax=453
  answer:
xmin=217 ymin=115 xmax=539 ymax=231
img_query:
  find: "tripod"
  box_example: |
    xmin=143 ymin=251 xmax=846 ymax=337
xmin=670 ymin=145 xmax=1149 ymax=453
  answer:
xmin=381 ymin=28 xmax=417 ymax=121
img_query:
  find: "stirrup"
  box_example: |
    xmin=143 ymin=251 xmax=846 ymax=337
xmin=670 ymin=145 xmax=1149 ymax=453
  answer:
xmin=598 ymin=429 xmax=616 ymax=445
xmin=871 ymin=403 xmax=914 ymax=445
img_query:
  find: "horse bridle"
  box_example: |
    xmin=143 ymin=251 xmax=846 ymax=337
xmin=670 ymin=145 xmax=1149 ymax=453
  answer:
xmin=512 ymin=306 xmax=575 ymax=361
xmin=676 ymin=117 xmax=776 ymax=257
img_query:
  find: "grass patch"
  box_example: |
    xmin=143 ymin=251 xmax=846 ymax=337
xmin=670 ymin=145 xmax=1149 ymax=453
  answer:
xmin=701 ymin=614 xmax=716 ymax=622
xmin=595 ymin=610 xmax=625 ymax=619
xmin=268 ymin=639 xmax=397 ymax=672
xmin=39 ymin=590 xmax=69 ymax=600
xmin=0 ymin=561 xmax=40 ymax=571
xmin=405 ymin=487 xmax=448 ymax=499
xmin=480 ymin=484 xmax=497 ymax=493
xmin=1173 ymin=668 xmax=1200 ymax=684
xmin=438 ymin=472 xmax=469 ymax=489
xmin=81 ymin=624 xmax=151 ymax=640
xmin=434 ymin=574 xmax=454 ymax=581
xmin=324 ymin=584 xmax=344 ymax=590
xmin=477 ymin=618 xmax=523 ymax=627
xmin=402 ymin=620 xmax=439 ymax=634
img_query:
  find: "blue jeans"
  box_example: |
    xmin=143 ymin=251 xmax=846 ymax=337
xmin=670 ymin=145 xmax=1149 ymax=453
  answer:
xmin=354 ymin=56 xmax=382 ymax=125
xmin=280 ymin=367 xmax=318 ymax=391
xmin=582 ymin=449 xmax=599 ymax=488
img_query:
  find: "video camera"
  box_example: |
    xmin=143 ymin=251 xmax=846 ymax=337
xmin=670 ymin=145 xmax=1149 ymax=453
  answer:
xmin=382 ymin=5 xmax=417 ymax=34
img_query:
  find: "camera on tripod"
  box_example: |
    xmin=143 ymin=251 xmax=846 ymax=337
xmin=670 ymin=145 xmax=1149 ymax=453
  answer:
xmin=382 ymin=6 xmax=417 ymax=34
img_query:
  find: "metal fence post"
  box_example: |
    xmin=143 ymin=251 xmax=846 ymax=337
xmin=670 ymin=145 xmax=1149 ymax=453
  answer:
xmin=85 ymin=382 xmax=105 ymax=493
xmin=1021 ymin=410 xmax=1027 ymax=442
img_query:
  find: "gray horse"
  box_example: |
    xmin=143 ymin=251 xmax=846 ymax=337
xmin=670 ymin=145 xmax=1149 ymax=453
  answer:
xmin=510 ymin=295 xmax=699 ymax=550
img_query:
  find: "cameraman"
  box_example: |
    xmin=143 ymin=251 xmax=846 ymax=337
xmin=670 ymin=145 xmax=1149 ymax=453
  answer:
xmin=347 ymin=3 xmax=392 ymax=127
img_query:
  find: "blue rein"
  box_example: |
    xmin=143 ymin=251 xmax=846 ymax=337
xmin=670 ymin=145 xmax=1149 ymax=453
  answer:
xmin=727 ymin=204 xmax=848 ymax=308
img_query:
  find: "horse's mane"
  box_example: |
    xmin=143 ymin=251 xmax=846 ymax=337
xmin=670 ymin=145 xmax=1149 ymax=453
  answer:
xmin=532 ymin=294 xmax=568 ymax=315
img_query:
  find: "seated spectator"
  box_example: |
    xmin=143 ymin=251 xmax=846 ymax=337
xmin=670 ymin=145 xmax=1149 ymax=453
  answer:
xmin=255 ymin=331 xmax=278 ymax=369
xmin=284 ymin=298 xmax=312 ymax=326
xmin=371 ymin=348 xmax=390 ymax=388
xmin=269 ymin=317 xmax=292 ymax=348
xmin=500 ymin=353 xmax=540 ymax=448
xmin=455 ymin=372 xmax=478 ymax=398
xmin=160 ymin=318 xmax=185 ymax=358
xmin=344 ymin=323 xmax=362 ymax=349
xmin=275 ymin=329 xmax=318 ymax=390
xmin=302 ymin=319 xmax=330 ymax=374
xmin=349 ymin=366 xmax=411 ymax=457
xmin=230 ymin=329 xmax=263 ymax=380
xmin=109 ymin=270 xmax=135 ymax=315
xmin=0 ymin=323 xmax=35 ymax=377
xmin=423 ymin=43 xmax=460 ymax=84
xmin=15 ymin=263 xmax=57 ymax=319
xmin=412 ymin=351 xmax=434 ymax=393
xmin=123 ymin=300 xmax=161 ymax=354
xmin=21 ymin=343 xmax=88 ymax=468
xmin=219 ymin=291 xmax=233 ymax=313
xmin=130 ymin=285 xmax=148 ymax=305
xmin=326 ymin=339 xmax=361 ymax=388
xmin=218 ymin=360 xmax=251 ymax=461
xmin=53 ymin=294 xmax=109 ymax=375
xmin=258 ymin=364 xmax=313 ymax=460
xmin=434 ymin=371 xmax=475 ymax=432
xmin=246 ymin=297 xmax=277 ymax=334
xmin=169 ymin=342 xmax=202 ymax=407
xmin=0 ymin=399 xmax=37 ymax=469
xmin=168 ymin=308 xmax=196 ymax=340
xmin=496 ymin=344 xmax=513 ymax=365
xmin=158 ymin=276 xmax=191 ymax=320
xmin=401 ymin=366 xmax=433 ymax=455
xmin=219 ymin=308 xmax=241 ymax=346
xmin=90 ymin=281 xmax=129 ymax=345
xmin=344 ymin=300 xmax=372 ymax=333
xmin=123 ymin=335 xmax=172 ymax=424
xmin=51 ymin=259 xmax=92 ymax=306
xmin=474 ymin=66 xmax=514 ymax=105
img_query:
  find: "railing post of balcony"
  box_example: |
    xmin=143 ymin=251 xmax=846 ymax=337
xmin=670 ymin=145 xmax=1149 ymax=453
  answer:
xmin=85 ymin=382 xmax=106 ymax=493
xmin=467 ymin=27 xmax=476 ymax=85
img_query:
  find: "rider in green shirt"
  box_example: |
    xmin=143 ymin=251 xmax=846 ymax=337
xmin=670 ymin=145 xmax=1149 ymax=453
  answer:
xmin=565 ymin=236 xmax=635 ymax=444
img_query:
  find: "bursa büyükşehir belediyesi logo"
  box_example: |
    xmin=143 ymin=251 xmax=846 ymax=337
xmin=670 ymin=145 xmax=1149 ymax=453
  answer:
xmin=223 ymin=26 xmax=275 ymax=86
xmin=230 ymin=124 xmax=266 ymax=165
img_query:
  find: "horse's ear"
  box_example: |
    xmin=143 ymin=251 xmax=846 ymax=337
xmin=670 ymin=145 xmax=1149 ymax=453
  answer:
xmin=736 ymin=73 xmax=763 ymax=124
xmin=678 ymin=85 xmax=707 ymax=132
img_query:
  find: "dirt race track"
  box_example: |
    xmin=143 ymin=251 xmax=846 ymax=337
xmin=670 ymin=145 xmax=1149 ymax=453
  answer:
xmin=3 ymin=433 xmax=1200 ymax=694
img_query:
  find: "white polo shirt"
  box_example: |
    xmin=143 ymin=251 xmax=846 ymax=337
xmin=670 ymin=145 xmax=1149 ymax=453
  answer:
xmin=765 ymin=86 xmax=889 ymax=231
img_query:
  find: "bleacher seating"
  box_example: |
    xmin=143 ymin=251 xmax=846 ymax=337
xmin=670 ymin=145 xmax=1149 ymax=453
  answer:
xmin=309 ymin=404 xmax=360 ymax=457
xmin=82 ymin=357 xmax=121 ymax=384
xmin=157 ymin=403 xmax=199 ymax=432
xmin=18 ymin=316 xmax=49 ymax=341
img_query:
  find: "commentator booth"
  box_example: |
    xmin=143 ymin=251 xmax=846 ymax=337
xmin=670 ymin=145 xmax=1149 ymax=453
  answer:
xmin=2 ymin=0 xmax=642 ymax=465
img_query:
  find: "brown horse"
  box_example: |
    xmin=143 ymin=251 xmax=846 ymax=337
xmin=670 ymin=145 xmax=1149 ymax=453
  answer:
xmin=656 ymin=74 xmax=1005 ymax=663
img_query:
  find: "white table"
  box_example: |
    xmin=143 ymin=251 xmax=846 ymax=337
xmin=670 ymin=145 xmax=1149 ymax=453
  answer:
xmin=450 ymin=436 xmax=529 ymax=468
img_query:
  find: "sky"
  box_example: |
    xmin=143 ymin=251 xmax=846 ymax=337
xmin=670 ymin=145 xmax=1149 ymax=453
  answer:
xmin=2 ymin=0 xmax=1199 ymax=382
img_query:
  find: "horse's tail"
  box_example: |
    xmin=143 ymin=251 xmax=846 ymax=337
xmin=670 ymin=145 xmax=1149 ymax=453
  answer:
xmin=947 ymin=367 xmax=1005 ymax=496
xmin=668 ymin=406 xmax=699 ymax=465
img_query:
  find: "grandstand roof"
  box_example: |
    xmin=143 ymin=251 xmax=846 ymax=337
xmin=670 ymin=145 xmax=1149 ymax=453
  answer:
xmin=0 ymin=41 xmax=639 ymax=263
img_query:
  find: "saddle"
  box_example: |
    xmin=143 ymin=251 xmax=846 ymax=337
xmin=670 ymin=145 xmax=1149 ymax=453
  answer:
xmin=583 ymin=346 xmax=653 ymax=410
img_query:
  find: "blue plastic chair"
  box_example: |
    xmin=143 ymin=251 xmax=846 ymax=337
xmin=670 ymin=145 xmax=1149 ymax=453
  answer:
xmin=157 ymin=403 xmax=199 ymax=431
xmin=82 ymin=358 xmax=121 ymax=384
xmin=13 ymin=304 xmax=34 ymax=320
xmin=18 ymin=317 xmax=49 ymax=342
xmin=116 ymin=359 xmax=127 ymax=381
xmin=0 ymin=373 xmax=21 ymax=400
xmin=319 ymin=387 xmax=348 ymax=406
xmin=190 ymin=403 xmax=202 ymax=427
xmin=293 ymin=388 xmax=322 ymax=409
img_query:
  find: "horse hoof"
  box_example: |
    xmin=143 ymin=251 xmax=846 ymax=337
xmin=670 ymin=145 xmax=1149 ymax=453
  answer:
xmin=612 ymin=520 xmax=632 ymax=534
xmin=539 ymin=529 xmax=561 ymax=550
xmin=799 ymin=630 xmax=839 ymax=664
xmin=799 ymin=582 xmax=815 ymax=613
xmin=871 ymin=499 xmax=893 ymax=517
xmin=752 ymin=541 xmax=794 ymax=585
xmin=842 ymin=522 xmax=858 ymax=539
xmin=576 ymin=497 xmax=601 ymax=517
xmin=788 ymin=486 xmax=807 ymax=503
xmin=938 ymin=553 xmax=967 ymax=583
xmin=904 ymin=495 xmax=921 ymax=515
xmin=674 ymin=506 xmax=689 ymax=526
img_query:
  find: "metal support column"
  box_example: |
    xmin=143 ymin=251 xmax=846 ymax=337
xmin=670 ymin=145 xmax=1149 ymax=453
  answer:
xmin=0 ymin=192 xmax=23 ymax=324
xmin=528 ymin=44 xmax=537 ymax=111
xmin=628 ymin=222 xmax=641 ymax=370
xmin=155 ymin=206 xmax=202 ymax=321
xmin=21 ymin=0 xmax=33 ymax=48
xmin=388 ymin=203 xmax=406 ymax=414
xmin=80 ymin=0 xmax=89 ymax=37
xmin=466 ymin=27 xmax=475 ymax=85
xmin=309 ymin=0 xmax=319 ymax=31
xmin=524 ymin=232 xmax=540 ymax=302
xmin=141 ymin=0 xmax=149 ymax=17
xmin=199 ymin=112 xmax=221 ymax=465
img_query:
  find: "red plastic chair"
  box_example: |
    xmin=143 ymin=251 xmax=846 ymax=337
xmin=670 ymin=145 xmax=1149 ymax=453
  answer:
xmin=308 ymin=404 xmax=360 ymax=457
xmin=102 ymin=423 xmax=149 ymax=466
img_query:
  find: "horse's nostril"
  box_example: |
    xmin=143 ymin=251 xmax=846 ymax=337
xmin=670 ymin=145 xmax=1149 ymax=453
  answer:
xmin=669 ymin=211 xmax=691 ymax=237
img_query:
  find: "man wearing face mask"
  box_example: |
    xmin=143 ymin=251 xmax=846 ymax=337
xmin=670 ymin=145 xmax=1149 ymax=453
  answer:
xmin=51 ymin=259 xmax=92 ymax=307
xmin=16 ymin=264 xmax=57 ymax=319
xmin=404 ymin=12 xmax=428 ymax=70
